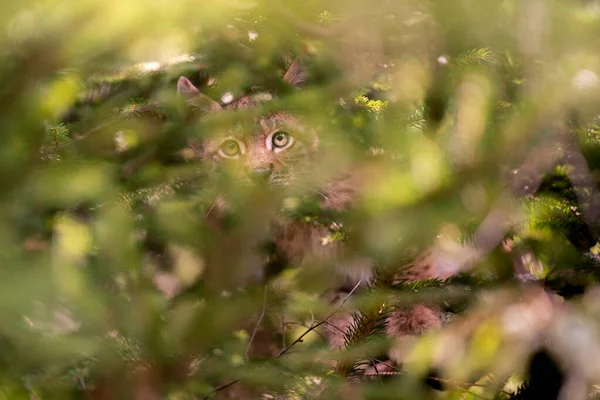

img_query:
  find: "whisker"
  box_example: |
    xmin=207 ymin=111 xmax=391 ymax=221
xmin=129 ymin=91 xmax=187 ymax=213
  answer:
xmin=288 ymin=174 xmax=328 ymax=187
xmin=287 ymin=175 xmax=325 ymax=187
xmin=206 ymin=191 xmax=230 ymax=219
xmin=204 ymin=171 xmax=331 ymax=218
xmin=204 ymin=176 xmax=256 ymax=219
xmin=287 ymin=181 xmax=330 ymax=201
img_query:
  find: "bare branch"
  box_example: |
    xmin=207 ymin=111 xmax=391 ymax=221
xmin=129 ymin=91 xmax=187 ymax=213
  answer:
xmin=277 ymin=280 xmax=362 ymax=358
xmin=245 ymin=286 xmax=268 ymax=360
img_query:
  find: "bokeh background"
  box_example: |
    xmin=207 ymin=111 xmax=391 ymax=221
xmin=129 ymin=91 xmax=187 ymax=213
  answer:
xmin=4 ymin=0 xmax=600 ymax=399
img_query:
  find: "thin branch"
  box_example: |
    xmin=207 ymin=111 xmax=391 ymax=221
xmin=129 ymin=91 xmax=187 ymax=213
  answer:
xmin=212 ymin=378 xmax=243 ymax=394
xmin=245 ymin=286 xmax=268 ymax=360
xmin=281 ymin=310 xmax=286 ymax=350
xmin=370 ymin=358 xmax=398 ymax=371
xmin=322 ymin=320 xmax=347 ymax=335
xmin=366 ymin=358 xmax=513 ymax=396
xmin=370 ymin=359 xmax=383 ymax=385
xmin=285 ymin=321 xmax=328 ymax=341
xmin=64 ymin=116 xmax=127 ymax=149
xmin=208 ymin=283 xmax=362 ymax=397
xmin=277 ymin=280 xmax=362 ymax=358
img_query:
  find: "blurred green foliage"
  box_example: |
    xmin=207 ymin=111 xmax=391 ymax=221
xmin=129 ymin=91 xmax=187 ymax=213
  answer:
xmin=4 ymin=0 xmax=600 ymax=399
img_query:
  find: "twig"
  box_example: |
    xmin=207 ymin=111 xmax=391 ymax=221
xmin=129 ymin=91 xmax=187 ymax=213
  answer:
xmin=63 ymin=116 xmax=127 ymax=150
xmin=285 ymin=321 xmax=329 ymax=341
xmin=209 ymin=283 xmax=361 ymax=396
xmin=212 ymin=378 xmax=243 ymax=393
xmin=281 ymin=310 xmax=286 ymax=350
xmin=277 ymin=280 xmax=362 ymax=358
xmin=370 ymin=359 xmax=383 ymax=385
xmin=245 ymin=286 xmax=268 ymax=360
xmin=322 ymin=320 xmax=347 ymax=335
xmin=366 ymin=358 xmax=513 ymax=396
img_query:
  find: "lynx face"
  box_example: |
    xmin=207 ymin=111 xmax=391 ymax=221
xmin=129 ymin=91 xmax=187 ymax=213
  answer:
xmin=201 ymin=111 xmax=318 ymax=188
xmin=177 ymin=60 xmax=319 ymax=192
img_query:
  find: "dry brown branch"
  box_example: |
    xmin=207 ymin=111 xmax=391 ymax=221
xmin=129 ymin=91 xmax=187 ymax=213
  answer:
xmin=277 ymin=280 xmax=362 ymax=358
xmin=210 ymin=281 xmax=362 ymax=397
xmin=245 ymin=286 xmax=268 ymax=359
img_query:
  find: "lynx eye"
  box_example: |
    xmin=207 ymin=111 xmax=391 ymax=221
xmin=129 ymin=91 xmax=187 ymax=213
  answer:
xmin=218 ymin=139 xmax=242 ymax=158
xmin=270 ymin=131 xmax=293 ymax=151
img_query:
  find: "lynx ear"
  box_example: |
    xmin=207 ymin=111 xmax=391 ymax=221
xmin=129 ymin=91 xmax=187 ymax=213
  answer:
xmin=177 ymin=76 xmax=222 ymax=113
xmin=177 ymin=76 xmax=201 ymax=95
xmin=283 ymin=58 xmax=308 ymax=88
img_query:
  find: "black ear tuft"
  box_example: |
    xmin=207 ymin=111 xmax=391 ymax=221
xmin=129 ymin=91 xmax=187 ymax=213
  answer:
xmin=177 ymin=76 xmax=200 ymax=96
xmin=283 ymin=58 xmax=308 ymax=88
xmin=176 ymin=76 xmax=222 ymax=113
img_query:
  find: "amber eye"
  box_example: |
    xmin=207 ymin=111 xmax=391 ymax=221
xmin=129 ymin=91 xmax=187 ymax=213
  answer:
xmin=219 ymin=139 xmax=241 ymax=157
xmin=272 ymin=131 xmax=291 ymax=149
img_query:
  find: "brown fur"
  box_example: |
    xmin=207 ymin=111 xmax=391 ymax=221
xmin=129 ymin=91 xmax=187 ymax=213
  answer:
xmin=177 ymin=59 xmax=454 ymax=380
xmin=324 ymin=250 xmax=451 ymax=366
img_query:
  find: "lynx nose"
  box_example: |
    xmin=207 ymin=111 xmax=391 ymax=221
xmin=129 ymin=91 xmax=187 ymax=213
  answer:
xmin=249 ymin=167 xmax=271 ymax=182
